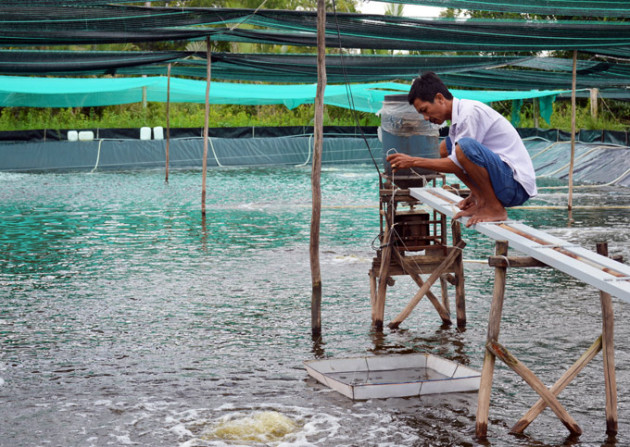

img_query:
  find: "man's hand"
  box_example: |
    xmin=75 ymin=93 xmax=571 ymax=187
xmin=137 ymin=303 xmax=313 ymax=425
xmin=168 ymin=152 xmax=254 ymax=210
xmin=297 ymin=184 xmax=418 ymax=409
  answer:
xmin=386 ymin=153 xmax=418 ymax=171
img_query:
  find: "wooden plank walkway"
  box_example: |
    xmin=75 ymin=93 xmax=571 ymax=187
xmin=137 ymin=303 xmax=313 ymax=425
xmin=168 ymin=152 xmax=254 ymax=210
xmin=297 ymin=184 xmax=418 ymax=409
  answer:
xmin=410 ymin=187 xmax=630 ymax=304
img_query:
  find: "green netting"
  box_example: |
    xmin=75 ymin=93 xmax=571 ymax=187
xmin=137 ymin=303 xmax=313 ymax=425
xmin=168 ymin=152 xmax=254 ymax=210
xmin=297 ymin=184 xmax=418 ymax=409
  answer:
xmin=373 ymin=0 xmax=630 ymax=18
xmin=0 ymin=50 xmax=529 ymax=82
xmin=0 ymin=6 xmax=629 ymax=51
xmin=0 ymin=75 xmax=565 ymax=114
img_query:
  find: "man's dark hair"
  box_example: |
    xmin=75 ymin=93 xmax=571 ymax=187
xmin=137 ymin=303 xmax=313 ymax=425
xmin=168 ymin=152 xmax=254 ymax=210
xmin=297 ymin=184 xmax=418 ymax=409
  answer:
xmin=407 ymin=71 xmax=453 ymax=104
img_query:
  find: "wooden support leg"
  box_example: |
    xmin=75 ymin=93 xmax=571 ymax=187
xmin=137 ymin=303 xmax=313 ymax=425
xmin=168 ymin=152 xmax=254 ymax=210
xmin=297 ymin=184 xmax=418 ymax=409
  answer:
xmin=476 ymin=240 xmax=508 ymax=439
xmin=452 ymin=220 xmax=466 ymax=327
xmin=388 ymin=240 xmax=465 ymax=329
xmin=487 ymin=341 xmax=582 ymax=436
xmin=374 ymin=226 xmax=393 ymax=331
xmin=596 ymin=242 xmax=618 ymax=435
xmin=369 ymin=269 xmax=378 ymax=322
xmin=440 ymin=274 xmax=450 ymax=315
xmin=511 ymin=335 xmax=602 ymax=434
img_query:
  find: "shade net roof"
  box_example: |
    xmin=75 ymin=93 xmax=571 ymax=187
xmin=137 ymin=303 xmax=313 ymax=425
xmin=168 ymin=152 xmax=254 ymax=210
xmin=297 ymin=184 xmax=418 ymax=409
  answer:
xmin=2 ymin=50 xmax=629 ymax=90
xmin=0 ymin=50 xmax=529 ymax=83
xmin=1 ymin=6 xmax=630 ymax=51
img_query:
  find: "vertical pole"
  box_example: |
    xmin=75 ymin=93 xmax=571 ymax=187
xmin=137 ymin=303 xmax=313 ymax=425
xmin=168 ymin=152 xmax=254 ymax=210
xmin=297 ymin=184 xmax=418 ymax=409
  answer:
xmin=533 ymin=98 xmax=539 ymax=128
xmin=165 ymin=63 xmax=171 ymax=184
xmin=201 ymin=38 xmax=211 ymax=216
xmin=374 ymin=221 xmax=392 ymax=330
xmin=476 ymin=240 xmax=509 ymax=438
xmin=568 ymin=50 xmax=577 ymax=211
xmin=590 ymin=88 xmax=599 ymax=120
xmin=452 ymin=220 xmax=466 ymax=327
xmin=596 ymin=242 xmax=618 ymax=435
xmin=310 ymin=0 xmax=326 ymax=337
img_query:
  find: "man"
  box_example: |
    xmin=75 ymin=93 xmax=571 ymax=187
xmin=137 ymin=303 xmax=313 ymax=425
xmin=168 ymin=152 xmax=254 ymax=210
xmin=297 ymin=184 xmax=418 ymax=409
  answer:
xmin=387 ymin=72 xmax=537 ymax=227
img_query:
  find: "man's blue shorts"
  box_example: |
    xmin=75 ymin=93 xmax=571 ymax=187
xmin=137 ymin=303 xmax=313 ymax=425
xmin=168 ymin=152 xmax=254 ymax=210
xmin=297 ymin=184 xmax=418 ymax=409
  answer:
xmin=445 ymin=136 xmax=530 ymax=207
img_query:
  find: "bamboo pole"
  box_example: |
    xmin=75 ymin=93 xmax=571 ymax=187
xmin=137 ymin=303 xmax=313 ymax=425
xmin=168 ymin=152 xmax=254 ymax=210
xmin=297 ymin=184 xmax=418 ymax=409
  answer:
xmin=439 ymin=274 xmax=450 ymax=314
xmin=165 ymin=63 xmax=171 ymax=184
xmin=374 ymin=220 xmax=392 ymax=330
xmin=511 ymin=335 xmax=602 ymax=434
xmin=310 ymin=0 xmax=326 ymax=337
xmin=568 ymin=50 xmax=577 ymax=211
xmin=596 ymin=242 xmax=618 ymax=435
xmin=590 ymin=88 xmax=599 ymax=120
xmin=487 ymin=341 xmax=582 ymax=436
xmin=452 ymin=220 xmax=466 ymax=327
xmin=201 ymin=38 xmax=211 ymax=216
xmin=476 ymin=240 xmax=508 ymax=439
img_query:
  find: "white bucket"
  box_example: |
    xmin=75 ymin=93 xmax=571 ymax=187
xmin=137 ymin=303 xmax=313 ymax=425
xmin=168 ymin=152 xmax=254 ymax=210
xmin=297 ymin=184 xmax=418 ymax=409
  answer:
xmin=140 ymin=127 xmax=152 ymax=140
xmin=153 ymin=126 xmax=164 ymax=140
xmin=78 ymin=131 xmax=94 ymax=141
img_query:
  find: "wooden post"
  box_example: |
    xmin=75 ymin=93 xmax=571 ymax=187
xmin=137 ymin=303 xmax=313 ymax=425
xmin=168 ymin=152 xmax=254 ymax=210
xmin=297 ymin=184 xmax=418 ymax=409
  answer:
xmin=452 ymin=220 xmax=466 ymax=327
xmin=596 ymin=242 xmax=618 ymax=435
xmin=440 ymin=274 xmax=450 ymax=314
xmin=310 ymin=0 xmax=326 ymax=337
xmin=590 ymin=88 xmax=599 ymax=120
xmin=568 ymin=49 xmax=577 ymax=211
xmin=165 ymin=63 xmax=171 ymax=184
xmin=201 ymin=38 xmax=211 ymax=216
xmin=374 ymin=222 xmax=392 ymax=330
xmin=476 ymin=240 xmax=508 ymax=439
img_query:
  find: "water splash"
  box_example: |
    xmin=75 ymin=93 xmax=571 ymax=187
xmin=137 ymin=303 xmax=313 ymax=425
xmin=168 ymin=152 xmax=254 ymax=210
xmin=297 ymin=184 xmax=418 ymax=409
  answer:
xmin=204 ymin=411 xmax=298 ymax=443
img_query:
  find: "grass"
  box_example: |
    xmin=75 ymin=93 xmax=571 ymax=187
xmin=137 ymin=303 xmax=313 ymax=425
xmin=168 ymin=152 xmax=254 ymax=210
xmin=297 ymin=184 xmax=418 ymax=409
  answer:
xmin=0 ymin=98 xmax=627 ymax=132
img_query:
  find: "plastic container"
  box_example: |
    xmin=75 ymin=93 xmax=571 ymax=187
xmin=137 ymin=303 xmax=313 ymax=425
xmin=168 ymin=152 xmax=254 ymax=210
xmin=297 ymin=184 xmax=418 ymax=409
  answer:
xmin=153 ymin=126 xmax=164 ymax=140
xmin=67 ymin=130 xmax=78 ymax=142
xmin=78 ymin=130 xmax=94 ymax=141
xmin=140 ymin=127 xmax=152 ymax=140
xmin=379 ymin=94 xmax=440 ymax=176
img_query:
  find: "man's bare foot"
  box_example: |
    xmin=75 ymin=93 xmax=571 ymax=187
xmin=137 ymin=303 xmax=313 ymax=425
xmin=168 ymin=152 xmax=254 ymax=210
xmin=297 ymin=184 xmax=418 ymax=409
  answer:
xmin=458 ymin=203 xmax=507 ymax=227
xmin=453 ymin=203 xmax=479 ymax=220
xmin=456 ymin=194 xmax=476 ymax=211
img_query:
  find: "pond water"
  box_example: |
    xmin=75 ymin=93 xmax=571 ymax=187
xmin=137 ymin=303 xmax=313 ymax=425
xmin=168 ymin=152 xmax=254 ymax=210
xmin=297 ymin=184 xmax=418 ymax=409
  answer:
xmin=1 ymin=165 xmax=630 ymax=446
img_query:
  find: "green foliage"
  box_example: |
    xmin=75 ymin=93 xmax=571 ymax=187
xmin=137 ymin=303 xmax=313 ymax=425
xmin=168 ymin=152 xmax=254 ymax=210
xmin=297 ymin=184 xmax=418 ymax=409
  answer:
xmin=0 ymin=103 xmax=381 ymax=131
xmin=515 ymin=99 xmax=630 ymax=131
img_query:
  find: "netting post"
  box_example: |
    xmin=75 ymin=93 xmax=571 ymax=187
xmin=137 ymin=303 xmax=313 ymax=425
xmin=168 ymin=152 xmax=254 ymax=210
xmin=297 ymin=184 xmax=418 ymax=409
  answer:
xmin=310 ymin=0 xmax=326 ymax=338
xmin=202 ymin=38 xmax=211 ymax=216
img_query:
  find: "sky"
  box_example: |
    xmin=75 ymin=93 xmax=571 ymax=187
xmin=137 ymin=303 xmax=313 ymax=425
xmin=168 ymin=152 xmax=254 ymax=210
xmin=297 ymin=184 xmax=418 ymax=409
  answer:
xmin=358 ymin=1 xmax=444 ymax=18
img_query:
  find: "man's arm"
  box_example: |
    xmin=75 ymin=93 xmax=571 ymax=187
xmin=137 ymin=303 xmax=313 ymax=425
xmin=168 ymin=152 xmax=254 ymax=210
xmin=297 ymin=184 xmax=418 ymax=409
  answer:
xmin=386 ymin=152 xmax=460 ymax=174
xmin=439 ymin=139 xmax=448 ymax=158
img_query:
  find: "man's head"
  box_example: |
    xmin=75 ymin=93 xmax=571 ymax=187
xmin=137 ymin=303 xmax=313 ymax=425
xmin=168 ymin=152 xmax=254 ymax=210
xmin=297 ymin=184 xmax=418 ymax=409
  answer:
xmin=407 ymin=72 xmax=453 ymax=125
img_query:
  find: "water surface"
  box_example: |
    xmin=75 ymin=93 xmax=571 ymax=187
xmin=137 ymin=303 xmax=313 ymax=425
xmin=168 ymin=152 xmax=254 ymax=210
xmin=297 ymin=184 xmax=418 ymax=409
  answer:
xmin=1 ymin=166 xmax=630 ymax=446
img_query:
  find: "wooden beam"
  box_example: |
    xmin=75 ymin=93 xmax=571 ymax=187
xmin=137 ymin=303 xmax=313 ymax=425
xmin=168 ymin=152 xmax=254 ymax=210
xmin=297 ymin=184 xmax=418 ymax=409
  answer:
xmin=392 ymin=249 xmax=451 ymax=325
xmin=488 ymin=256 xmax=548 ymax=268
xmin=511 ymin=335 xmax=602 ymax=434
xmin=388 ymin=239 xmax=465 ymax=329
xmin=487 ymin=341 xmax=582 ymax=436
